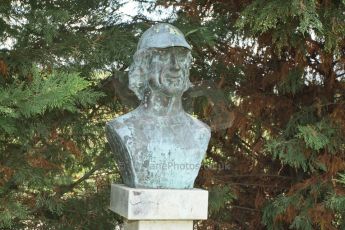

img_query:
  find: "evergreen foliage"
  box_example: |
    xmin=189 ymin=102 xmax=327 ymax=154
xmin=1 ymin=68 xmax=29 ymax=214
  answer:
xmin=0 ymin=0 xmax=344 ymax=229
xmin=155 ymin=0 xmax=345 ymax=229
xmin=0 ymin=1 xmax=137 ymax=229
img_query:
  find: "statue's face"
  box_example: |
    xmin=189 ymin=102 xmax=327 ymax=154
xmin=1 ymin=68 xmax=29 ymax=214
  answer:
xmin=147 ymin=47 xmax=191 ymax=96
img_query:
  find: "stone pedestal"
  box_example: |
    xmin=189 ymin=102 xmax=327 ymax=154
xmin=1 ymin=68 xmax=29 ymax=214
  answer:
xmin=109 ymin=184 xmax=208 ymax=230
xmin=123 ymin=221 xmax=192 ymax=230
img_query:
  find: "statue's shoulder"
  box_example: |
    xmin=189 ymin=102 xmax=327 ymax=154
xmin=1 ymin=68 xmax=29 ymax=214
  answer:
xmin=185 ymin=113 xmax=211 ymax=139
xmin=105 ymin=110 xmax=139 ymax=138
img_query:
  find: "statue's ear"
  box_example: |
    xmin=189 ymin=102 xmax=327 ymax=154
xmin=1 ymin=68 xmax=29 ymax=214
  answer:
xmin=128 ymin=50 xmax=153 ymax=100
xmin=129 ymin=66 xmax=143 ymax=100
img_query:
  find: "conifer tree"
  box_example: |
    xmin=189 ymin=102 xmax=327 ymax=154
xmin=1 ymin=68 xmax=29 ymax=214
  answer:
xmin=1 ymin=0 xmax=344 ymax=229
xmin=150 ymin=0 xmax=345 ymax=229
xmin=0 ymin=1 xmax=140 ymax=229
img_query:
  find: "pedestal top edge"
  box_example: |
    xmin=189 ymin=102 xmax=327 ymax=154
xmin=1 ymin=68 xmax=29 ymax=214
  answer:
xmin=111 ymin=183 xmax=208 ymax=193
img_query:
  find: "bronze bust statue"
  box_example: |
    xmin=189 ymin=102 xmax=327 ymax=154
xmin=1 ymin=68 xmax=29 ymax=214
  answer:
xmin=106 ymin=23 xmax=211 ymax=189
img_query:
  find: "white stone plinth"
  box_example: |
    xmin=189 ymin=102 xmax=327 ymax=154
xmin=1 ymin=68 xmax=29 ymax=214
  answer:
xmin=124 ymin=220 xmax=193 ymax=230
xmin=110 ymin=184 xmax=208 ymax=220
xmin=109 ymin=184 xmax=208 ymax=230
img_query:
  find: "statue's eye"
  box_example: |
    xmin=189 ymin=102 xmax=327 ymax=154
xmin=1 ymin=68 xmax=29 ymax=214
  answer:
xmin=157 ymin=51 xmax=169 ymax=60
xmin=153 ymin=49 xmax=188 ymax=63
xmin=176 ymin=54 xmax=186 ymax=62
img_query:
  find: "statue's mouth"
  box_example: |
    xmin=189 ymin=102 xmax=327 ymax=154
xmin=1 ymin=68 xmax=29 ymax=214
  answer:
xmin=159 ymin=71 xmax=184 ymax=88
xmin=165 ymin=76 xmax=182 ymax=87
xmin=166 ymin=76 xmax=180 ymax=80
xmin=164 ymin=72 xmax=182 ymax=80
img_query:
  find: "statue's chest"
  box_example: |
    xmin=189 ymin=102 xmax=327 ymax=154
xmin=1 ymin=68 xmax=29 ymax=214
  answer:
xmin=109 ymin=114 xmax=210 ymax=188
xmin=127 ymin=124 xmax=200 ymax=156
xmin=119 ymin=121 xmax=205 ymax=164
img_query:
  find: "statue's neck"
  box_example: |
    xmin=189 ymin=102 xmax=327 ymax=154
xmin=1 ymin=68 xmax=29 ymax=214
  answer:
xmin=140 ymin=91 xmax=184 ymax=116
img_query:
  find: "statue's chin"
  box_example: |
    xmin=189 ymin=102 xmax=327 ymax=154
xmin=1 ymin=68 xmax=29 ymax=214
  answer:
xmin=149 ymin=75 xmax=186 ymax=96
xmin=155 ymin=83 xmax=185 ymax=96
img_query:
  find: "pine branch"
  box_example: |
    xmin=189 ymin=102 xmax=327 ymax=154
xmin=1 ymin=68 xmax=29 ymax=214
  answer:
xmin=230 ymin=205 xmax=259 ymax=212
xmin=54 ymin=164 xmax=102 ymax=198
xmin=225 ymin=182 xmax=285 ymax=188
xmin=337 ymin=72 xmax=345 ymax=78
xmin=218 ymin=174 xmax=293 ymax=180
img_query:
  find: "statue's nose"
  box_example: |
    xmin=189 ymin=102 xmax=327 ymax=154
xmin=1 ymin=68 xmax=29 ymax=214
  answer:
xmin=170 ymin=54 xmax=181 ymax=70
